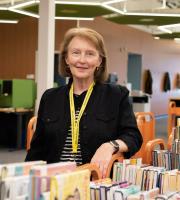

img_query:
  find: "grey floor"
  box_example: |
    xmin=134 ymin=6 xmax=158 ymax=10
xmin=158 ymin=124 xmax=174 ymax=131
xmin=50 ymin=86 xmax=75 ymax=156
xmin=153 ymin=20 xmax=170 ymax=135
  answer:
xmin=0 ymin=116 xmax=168 ymax=164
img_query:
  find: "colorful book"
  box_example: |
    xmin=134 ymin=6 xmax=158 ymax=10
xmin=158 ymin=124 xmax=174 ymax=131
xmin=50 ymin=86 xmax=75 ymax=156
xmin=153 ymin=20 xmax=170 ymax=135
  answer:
xmin=50 ymin=169 xmax=90 ymax=200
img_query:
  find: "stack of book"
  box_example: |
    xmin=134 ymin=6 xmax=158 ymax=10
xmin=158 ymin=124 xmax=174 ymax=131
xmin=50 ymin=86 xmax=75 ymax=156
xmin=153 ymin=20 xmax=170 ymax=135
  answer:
xmin=0 ymin=161 xmax=90 ymax=200
xmin=152 ymin=119 xmax=180 ymax=170
xmin=0 ymin=161 xmax=46 ymax=200
xmin=89 ymin=157 xmax=180 ymax=200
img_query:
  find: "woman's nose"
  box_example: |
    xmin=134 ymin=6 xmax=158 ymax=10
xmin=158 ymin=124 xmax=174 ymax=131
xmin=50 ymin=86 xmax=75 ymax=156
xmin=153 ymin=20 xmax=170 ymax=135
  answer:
xmin=79 ymin=53 xmax=86 ymax=62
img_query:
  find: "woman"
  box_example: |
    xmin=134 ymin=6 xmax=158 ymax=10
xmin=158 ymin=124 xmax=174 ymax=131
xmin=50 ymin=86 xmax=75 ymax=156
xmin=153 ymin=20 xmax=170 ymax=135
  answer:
xmin=25 ymin=27 xmax=143 ymax=178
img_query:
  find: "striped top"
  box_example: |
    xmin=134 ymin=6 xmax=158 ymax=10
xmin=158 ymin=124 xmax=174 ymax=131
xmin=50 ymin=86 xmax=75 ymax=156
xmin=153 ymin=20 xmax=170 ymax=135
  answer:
xmin=59 ymin=91 xmax=87 ymax=165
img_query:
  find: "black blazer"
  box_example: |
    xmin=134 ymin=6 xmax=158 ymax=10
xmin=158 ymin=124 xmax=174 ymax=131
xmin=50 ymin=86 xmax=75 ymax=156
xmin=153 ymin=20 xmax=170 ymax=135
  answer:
xmin=25 ymin=82 xmax=143 ymax=164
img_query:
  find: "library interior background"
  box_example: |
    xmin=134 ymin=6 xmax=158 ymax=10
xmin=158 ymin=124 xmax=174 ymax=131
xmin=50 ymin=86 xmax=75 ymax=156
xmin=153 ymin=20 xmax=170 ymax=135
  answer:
xmin=0 ymin=0 xmax=180 ymax=199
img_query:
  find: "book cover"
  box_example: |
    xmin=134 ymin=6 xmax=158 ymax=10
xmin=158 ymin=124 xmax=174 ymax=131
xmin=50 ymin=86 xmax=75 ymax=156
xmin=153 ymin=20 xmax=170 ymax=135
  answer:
xmin=0 ymin=175 xmax=29 ymax=200
xmin=30 ymin=161 xmax=76 ymax=176
xmin=29 ymin=162 xmax=76 ymax=200
xmin=0 ymin=161 xmax=46 ymax=179
xmin=50 ymin=169 xmax=90 ymax=200
xmin=114 ymin=185 xmax=140 ymax=200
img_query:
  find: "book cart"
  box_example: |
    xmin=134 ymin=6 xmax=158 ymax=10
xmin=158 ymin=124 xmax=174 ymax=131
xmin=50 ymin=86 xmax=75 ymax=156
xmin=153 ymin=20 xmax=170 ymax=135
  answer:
xmin=1 ymin=114 xmax=180 ymax=199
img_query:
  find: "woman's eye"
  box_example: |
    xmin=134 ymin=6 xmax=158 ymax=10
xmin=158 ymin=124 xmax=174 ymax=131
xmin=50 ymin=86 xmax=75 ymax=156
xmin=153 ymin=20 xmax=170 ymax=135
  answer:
xmin=72 ymin=51 xmax=80 ymax=55
xmin=86 ymin=52 xmax=95 ymax=56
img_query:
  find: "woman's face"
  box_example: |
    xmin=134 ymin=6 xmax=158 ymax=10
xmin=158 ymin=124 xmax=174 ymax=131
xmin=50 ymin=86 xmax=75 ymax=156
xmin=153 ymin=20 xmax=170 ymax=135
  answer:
xmin=65 ymin=36 xmax=102 ymax=82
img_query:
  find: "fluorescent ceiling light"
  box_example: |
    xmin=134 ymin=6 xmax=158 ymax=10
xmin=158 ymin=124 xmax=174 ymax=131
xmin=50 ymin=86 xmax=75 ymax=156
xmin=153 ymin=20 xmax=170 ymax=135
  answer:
xmin=174 ymin=38 xmax=180 ymax=41
xmin=103 ymin=0 xmax=126 ymax=5
xmin=159 ymin=23 xmax=180 ymax=28
xmin=154 ymin=36 xmax=160 ymax=40
xmin=157 ymin=23 xmax=180 ymax=34
xmin=55 ymin=1 xmax=100 ymax=6
xmin=125 ymin=12 xmax=180 ymax=17
xmin=9 ymin=8 xmax=39 ymax=18
xmin=139 ymin=18 xmax=154 ymax=22
xmin=0 ymin=19 xmax=18 ymax=23
xmin=158 ymin=26 xmax=172 ymax=34
xmin=0 ymin=7 xmax=8 ymax=10
xmin=55 ymin=16 xmax=94 ymax=21
xmin=102 ymin=4 xmax=124 ymax=15
xmin=9 ymin=0 xmax=38 ymax=9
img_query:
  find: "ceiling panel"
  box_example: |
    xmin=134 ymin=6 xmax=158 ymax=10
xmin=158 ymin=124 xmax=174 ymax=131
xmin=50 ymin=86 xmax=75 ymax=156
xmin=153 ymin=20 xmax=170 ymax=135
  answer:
xmin=106 ymin=15 xmax=180 ymax=26
xmin=1 ymin=0 xmax=180 ymax=40
xmin=0 ymin=10 xmax=26 ymax=20
xmin=23 ymin=4 xmax=113 ymax=18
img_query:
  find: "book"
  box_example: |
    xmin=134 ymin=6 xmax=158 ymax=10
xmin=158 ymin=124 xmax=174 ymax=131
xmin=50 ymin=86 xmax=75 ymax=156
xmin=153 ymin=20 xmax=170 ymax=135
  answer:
xmin=0 ymin=160 xmax=46 ymax=179
xmin=30 ymin=161 xmax=76 ymax=176
xmin=0 ymin=175 xmax=29 ymax=200
xmin=50 ymin=169 xmax=90 ymax=200
xmin=114 ymin=184 xmax=141 ymax=200
xmin=40 ymin=192 xmax=50 ymax=200
xmin=127 ymin=187 xmax=159 ymax=200
xmin=29 ymin=162 xmax=76 ymax=200
xmin=155 ymin=191 xmax=180 ymax=200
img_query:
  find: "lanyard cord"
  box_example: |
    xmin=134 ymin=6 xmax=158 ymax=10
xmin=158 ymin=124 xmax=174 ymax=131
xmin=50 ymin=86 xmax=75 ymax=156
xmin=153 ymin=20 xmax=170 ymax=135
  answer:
xmin=69 ymin=81 xmax=95 ymax=153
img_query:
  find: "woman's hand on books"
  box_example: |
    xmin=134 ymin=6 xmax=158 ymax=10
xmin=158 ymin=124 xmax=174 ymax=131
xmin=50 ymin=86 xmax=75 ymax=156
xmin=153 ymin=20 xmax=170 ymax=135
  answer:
xmin=90 ymin=142 xmax=114 ymax=178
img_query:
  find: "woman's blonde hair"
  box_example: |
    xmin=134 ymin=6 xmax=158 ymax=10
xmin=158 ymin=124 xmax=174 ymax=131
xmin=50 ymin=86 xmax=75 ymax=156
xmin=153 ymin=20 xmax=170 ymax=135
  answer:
xmin=59 ymin=27 xmax=108 ymax=83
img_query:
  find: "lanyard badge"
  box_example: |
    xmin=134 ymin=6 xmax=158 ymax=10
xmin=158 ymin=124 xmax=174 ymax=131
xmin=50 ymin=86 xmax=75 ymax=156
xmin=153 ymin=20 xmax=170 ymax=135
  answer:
xmin=69 ymin=81 xmax=95 ymax=153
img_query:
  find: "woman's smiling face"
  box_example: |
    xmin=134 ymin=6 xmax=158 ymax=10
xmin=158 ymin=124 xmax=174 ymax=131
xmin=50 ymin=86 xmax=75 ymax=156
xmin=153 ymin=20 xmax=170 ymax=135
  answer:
xmin=65 ymin=36 xmax=102 ymax=82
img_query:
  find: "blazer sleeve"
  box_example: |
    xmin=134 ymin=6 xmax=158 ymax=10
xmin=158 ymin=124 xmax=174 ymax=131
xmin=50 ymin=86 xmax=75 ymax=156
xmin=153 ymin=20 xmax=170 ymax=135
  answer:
xmin=25 ymin=92 xmax=47 ymax=161
xmin=117 ymin=87 xmax=143 ymax=158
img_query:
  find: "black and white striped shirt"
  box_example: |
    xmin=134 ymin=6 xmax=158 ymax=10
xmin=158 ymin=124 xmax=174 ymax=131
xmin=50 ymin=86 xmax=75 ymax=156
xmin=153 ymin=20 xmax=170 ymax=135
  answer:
xmin=60 ymin=91 xmax=87 ymax=165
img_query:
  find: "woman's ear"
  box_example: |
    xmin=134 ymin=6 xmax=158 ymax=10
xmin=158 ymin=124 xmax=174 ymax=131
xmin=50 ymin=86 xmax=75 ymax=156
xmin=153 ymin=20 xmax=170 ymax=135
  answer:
xmin=65 ymin=57 xmax=69 ymax=65
xmin=98 ymin=56 xmax=102 ymax=66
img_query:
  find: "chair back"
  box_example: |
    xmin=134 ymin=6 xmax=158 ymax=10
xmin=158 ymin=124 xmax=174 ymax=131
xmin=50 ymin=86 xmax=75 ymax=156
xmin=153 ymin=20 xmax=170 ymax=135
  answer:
xmin=168 ymin=101 xmax=180 ymax=137
xmin=144 ymin=138 xmax=166 ymax=165
xmin=133 ymin=112 xmax=155 ymax=163
xmin=26 ymin=116 xmax=37 ymax=151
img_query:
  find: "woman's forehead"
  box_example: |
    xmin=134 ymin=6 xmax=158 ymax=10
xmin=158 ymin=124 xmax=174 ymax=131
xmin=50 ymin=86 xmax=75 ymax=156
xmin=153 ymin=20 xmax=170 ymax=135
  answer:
xmin=68 ymin=36 xmax=98 ymax=50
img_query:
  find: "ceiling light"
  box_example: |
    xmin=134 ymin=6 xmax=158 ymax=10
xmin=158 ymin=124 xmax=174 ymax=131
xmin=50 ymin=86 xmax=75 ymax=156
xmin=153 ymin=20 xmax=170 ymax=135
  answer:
xmin=158 ymin=26 xmax=172 ymax=34
xmin=55 ymin=1 xmax=100 ymax=6
xmin=0 ymin=7 xmax=8 ymax=10
xmin=55 ymin=16 xmax=94 ymax=21
xmin=103 ymin=0 xmax=126 ymax=5
xmin=9 ymin=8 xmax=39 ymax=18
xmin=9 ymin=0 xmax=38 ymax=9
xmin=159 ymin=23 xmax=180 ymax=29
xmin=0 ymin=19 xmax=18 ymax=23
xmin=139 ymin=18 xmax=154 ymax=22
xmin=174 ymin=38 xmax=180 ymax=41
xmin=125 ymin=12 xmax=180 ymax=17
xmin=157 ymin=23 xmax=180 ymax=34
xmin=102 ymin=4 xmax=124 ymax=15
xmin=154 ymin=37 xmax=160 ymax=40
xmin=61 ymin=9 xmax=78 ymax=14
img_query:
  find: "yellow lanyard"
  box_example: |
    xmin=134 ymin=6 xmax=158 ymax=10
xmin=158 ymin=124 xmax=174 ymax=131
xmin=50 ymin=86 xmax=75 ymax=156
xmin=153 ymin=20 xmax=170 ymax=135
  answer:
xmin=69 ymin=81 xmax=95 ymax=153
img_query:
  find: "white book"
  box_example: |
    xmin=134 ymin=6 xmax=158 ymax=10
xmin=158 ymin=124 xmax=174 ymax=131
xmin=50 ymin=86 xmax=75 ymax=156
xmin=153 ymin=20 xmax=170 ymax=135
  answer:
xmin=39 ymin=192 xmax=50 ymax=200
